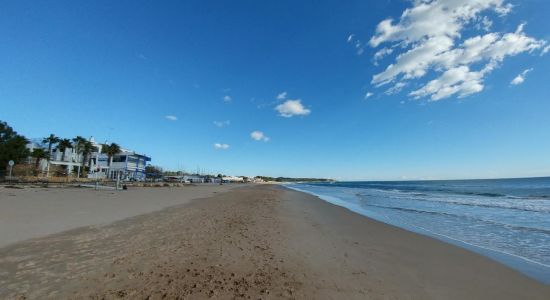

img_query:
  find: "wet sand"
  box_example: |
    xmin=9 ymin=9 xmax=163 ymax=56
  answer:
xmin=0 ymin=185 xmax=548 ymax=299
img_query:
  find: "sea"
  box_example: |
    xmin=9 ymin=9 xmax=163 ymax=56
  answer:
xmin=286 ymin=177 xmax=550 ymax=284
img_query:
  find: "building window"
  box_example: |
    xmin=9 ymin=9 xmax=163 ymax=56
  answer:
xmin=112 ymin=155 xmax=127 ymax=162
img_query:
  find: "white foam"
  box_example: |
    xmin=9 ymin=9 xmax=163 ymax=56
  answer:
xmin=284 ymin=183 xmax=550 ymax=283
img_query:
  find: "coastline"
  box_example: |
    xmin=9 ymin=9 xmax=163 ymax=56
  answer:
xmin=284 ymin=183 xmax=550 ymax=284
xmin=0 ymin=184 xmax=548 ymax=299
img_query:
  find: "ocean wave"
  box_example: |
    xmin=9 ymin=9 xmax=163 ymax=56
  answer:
xmin=288 ymin=182 xmax=550 ymax=283
xmin=354 ymin=191 xmax=550 ymax=213
xmin=361 ymin=202 xmax=550 ymax=235
xmin=308 ymin=181 xmax=550 ymax=199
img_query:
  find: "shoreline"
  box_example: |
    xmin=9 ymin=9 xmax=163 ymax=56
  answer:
xmin=1 ymin=185 xmax=548 ymax=299
xmin=284 ymin=184 xmax=550 ymax=284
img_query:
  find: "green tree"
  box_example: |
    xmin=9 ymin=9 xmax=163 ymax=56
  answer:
xmin=57 ymin=139 xmax=72 ymax=161
xmin=145 ymin=165 xmax=163 ymax=180
xmin=31 ymin=148 xmax=48 ymax=175
xmin=42 ymin=134 xmax=60 ymax=159
xmin=81 ymin=140 xmax=94 ymax=170
xmin=0 ymin=121 xmax=29 ymax=172
xmin=72 ymin=136 xmax=86 ymax=154
xmin=72 ymin=136 xmax=87 ymax=177
xmin=42 ymin=134 xmax=61 ymax=177
xmin=102 ymin=143 xmax=121 ymax=178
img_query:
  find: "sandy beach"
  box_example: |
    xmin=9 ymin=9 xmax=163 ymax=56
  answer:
xmin=0 ymin=184 xmax=237 ymax=248
xmin=0 ymin=184 xmax=549 ymax=299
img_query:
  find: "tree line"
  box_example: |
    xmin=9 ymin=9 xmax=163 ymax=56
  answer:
xmin=0 ymin=120 xmax=122 ymax=176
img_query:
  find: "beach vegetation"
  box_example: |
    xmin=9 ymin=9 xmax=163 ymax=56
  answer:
xmin=72 ymin=136 xmax=94 ymax=177
xmin=42 ymin=134 xmax=60 ymax=159
xmin=102 ymin=143 xmax=122 ymax=177
xmin=145 ymin=165 xmax=163 ymax=180
xmin=30 ymin=148 xmax=48 ymax=175
xmin=0 ymin=120 xmax=30 ymax=173
xmin=56 ymin=139 xmax=73 ymax=162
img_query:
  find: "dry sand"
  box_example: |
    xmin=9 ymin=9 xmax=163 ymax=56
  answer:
xmin=0 ymin=185 xmax=549 ymax=299
xmin=0 ymin=184 xmax=236 ymax=247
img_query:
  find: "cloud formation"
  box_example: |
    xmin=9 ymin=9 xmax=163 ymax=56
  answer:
xmin=223 ymin=95 xmax=232 ymax=103
xmin=165 ymin=115 xmax=177 ymax=121
xmin=369 ymin=0 xmax=547 ymax=101
xmin=347 ymin=33 xmax=366 ymax=55
xmin=275 ymin=99 xmax=311 ymax=118
xmin=276 ymin=92 xmax=287 ymax=100
xmin=365 ymin=92 xmax=374 ymax=99
xmin=251 ymin=131 xmax=270 ymax=142
xmin=214 ymin=143 xmax=230 ymax=150
xmin=510 ymin=68 xmax=533 ymax=85
xmin=213 ymin=120 xmax=231 ymax=127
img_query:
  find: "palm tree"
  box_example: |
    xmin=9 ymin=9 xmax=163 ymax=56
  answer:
xmin=72 ymin=136 xmax=87 ymax=177
xmin=102 ymin=143 xmax=121 ymax=179
xmin=57 ymin=139 xmax=72 ymax=162
xmin=31 ymin=148 xmax=48 ymax=176
xmin=80 ymin=140 xmax=94 ymax=176
xmin=42 ymin=134 xmax=60 ymax=177
xmin=72 ymin=136 xmax=86 ymax=154
xmin=42 ymin=134 xmax=60 ymax=160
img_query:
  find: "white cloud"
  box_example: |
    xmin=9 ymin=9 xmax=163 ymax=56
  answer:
xmin=365 ymin=92 xmax=374 ymax=99
xmin=385 ymin=82 xmax=407 ymax=95
xmin=214 ymin=143 xmax=230 ymax=150
xmin=276 ymin=92 xmax=287 ymax=100
xmin=369 ymin=0 xmax=547 ymax=101
xmin=251 ymin=131 xmax=270 ymax=142
xmin=480 ymin=16 xmax=493 ymax=31
xmin=510 ymin=68 xmax=533 ymax=85
xmin=223 ymin=95 xmax=232 ymax=102
xmin=409 ymin=66 xmax=486 ymax=100
xmin=373 ymin=47 xmax=394 ymax=63
xmin=213 ymin=120 xmax=231 ymax=127
xmin=355 ymin=40 xmax=365 ymax=55
xmin=275 ymin=99 xmax=311 ymax=118
xmin=347 ymin=34 xmax=366 ymax=55
xmin=165 ymin=115 xmax=177 ymax=121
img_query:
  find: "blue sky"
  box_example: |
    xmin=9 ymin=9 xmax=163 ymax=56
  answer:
xmin=1 ymin=0 xmax=549 ymax=180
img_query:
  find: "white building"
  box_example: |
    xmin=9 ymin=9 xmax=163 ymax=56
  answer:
xmin=86 ymin=138 xmax=151 ymax=181
xmin=222 ymin=176 xmax=245 ymax=183
xmin=28 ymin=137 xmax=151 ymax=180
xmin=164 ymin=174 xmax=207 ymax=183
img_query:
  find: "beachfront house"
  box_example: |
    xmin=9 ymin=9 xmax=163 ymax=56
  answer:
xmin=26 ymin=139 xmax=84 ymax=176
xmin=88 ymin=145 xmax=151 ymax=181
xmin=25 ymin=137 xmax=151 ymax=180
